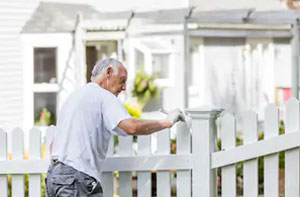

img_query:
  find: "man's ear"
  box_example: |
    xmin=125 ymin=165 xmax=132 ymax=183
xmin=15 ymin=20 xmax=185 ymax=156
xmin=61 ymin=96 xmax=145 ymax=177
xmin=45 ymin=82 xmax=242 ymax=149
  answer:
xmin=105 ymin=67 xmax=113 ymax=78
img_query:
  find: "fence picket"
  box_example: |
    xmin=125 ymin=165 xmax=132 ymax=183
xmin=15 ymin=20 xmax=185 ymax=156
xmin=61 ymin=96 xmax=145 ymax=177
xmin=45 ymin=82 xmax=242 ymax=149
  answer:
xmin=264 ymin=104 xmax=279 ymax=197
xmin=0 ymin=129 xmax=8 ymax=196
xmin=29 ymin=128 xmax=42 ymax=197
xmin=11 ymin=128 xmax=24 ymax=197
xmin=137 ymin=135 xmax=151 ymax=197
xmin=45 ymin=126 xmax=55 ymax=159
xmin=102 ymin=138 xmax=114 ymax=197
xmin=119 ymin=136 xmax=133 ymax=197
xmin=221 ymin=114 xmax=236 ymax=197
xmin=243 ymin=111 xmax=258 ymax=197
xmin=156 ymin=129 xmax=171 ymax=197
xmin=176 ymin=122 xmax=191 ymax=197
xmin=285 ymin=98 xmax=300 ymax=196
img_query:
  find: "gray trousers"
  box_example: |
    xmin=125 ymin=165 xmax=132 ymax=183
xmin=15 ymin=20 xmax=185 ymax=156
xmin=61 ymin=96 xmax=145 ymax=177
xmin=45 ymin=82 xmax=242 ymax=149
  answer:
xmin=46 ymin=161 xmax=103 ymax=197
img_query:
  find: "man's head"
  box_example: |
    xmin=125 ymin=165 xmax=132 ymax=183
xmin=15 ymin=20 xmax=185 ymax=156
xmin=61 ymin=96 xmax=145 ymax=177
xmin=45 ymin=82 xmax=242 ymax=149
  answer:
xmin=91 ymin=58 xmax=127 ymax=96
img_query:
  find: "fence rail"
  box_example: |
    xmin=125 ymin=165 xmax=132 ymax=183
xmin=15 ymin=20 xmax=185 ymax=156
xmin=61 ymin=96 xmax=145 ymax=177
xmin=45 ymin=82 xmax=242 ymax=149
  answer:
xmin=1 ymin=98 xmax=300 ymax=196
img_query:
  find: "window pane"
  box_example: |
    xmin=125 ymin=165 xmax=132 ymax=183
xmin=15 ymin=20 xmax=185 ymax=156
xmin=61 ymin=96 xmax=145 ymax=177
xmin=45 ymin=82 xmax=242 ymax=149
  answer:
xmin=34 ymin=48 xmax=57 ymax=83
xmin=34 ymin=93 xmax=56 ymax=126
xmin=135 ymin=49 xmax=145 ymax=73
xmin=152 ymin=54 xmax=169 ymax=78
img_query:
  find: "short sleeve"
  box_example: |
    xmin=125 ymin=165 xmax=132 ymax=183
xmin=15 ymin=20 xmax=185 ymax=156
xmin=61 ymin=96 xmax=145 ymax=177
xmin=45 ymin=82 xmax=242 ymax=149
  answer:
xmin=102 ymin=93 xmax=131 ymax=136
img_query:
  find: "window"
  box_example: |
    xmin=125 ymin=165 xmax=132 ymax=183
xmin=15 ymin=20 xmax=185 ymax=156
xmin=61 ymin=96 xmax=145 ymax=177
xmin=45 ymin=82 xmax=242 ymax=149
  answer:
xmin=135 ymin=49 xmax=145 ymax=73
xmin=34 ymin=48 xmax=57 ymax=83
xmin=34 ymin=93 xmax=57 ymax=125
xmin=33 ymin=48 xmax=58 ymax=126
xmin=152 ymin=54 xmax=169 ymax=78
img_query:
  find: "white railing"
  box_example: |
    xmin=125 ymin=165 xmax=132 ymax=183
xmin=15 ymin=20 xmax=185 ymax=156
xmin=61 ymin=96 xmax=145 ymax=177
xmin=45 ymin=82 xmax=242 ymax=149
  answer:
xmin=1 ymin=98 xmax=300 ymax=196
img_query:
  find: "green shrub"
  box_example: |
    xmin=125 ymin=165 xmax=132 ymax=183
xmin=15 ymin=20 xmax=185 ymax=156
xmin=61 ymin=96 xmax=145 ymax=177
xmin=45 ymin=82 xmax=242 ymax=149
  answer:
xmin=132 ymin=72 xmax=160 ymax=110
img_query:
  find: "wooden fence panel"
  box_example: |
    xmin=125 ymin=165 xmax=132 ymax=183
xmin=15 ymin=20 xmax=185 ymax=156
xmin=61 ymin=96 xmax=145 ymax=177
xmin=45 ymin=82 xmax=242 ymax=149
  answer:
xmin=264 ymin=104 xmax=279 ymax=197
xmin=0 ymin=129 xmax=8 ymax=196
xmin=176 ymin=122 xmax=191 ymax=197
xmin=137 ymin=135 xmax=151 ymax=197
xmin=285 ymin=98 xmax=300 ymax=196
xmin=243 ymin=111 xmax=258 ymax=197
xmin=29 ymin=128 xmax=42 ymax=197
xmin=221 ymin=114 xmax=236 ymax=197
xmin=11 ymin=128 xmax=24 ymax=197
xmin=102 ymin=138 xmax=114 ymax=197
xmin=119 ymin=136 xmax=133 ymax=197
xmin=156 ymin=129 xmax=171 ymax=197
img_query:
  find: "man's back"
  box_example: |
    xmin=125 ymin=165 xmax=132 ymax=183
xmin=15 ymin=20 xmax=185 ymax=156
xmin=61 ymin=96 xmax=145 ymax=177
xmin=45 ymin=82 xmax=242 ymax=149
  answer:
xmin=51 ymin=82 xmax=130 ymax=182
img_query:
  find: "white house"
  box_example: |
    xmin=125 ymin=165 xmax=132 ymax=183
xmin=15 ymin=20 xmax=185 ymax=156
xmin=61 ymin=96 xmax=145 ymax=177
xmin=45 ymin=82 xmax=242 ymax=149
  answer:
xmin=0 ymin=0 xmax=297 ymax=134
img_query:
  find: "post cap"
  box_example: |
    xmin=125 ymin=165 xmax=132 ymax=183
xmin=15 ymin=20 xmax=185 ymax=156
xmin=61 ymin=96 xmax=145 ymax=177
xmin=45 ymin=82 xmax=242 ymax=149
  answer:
xmin=185 ymin=106 xmax=224 ymax=119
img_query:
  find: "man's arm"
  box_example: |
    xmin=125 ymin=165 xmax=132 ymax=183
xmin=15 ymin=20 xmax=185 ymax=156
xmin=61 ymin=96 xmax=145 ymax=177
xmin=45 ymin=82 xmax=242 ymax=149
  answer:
xmin=118 ymin=108 xmax=184 ymax=135
xmin=118 ymin=118 xmax=172 ymax=135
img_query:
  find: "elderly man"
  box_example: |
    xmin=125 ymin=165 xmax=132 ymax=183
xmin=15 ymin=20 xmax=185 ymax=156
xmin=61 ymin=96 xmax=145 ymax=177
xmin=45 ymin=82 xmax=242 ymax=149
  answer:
xmin=46 ymin=58 xmax=184 ymax=196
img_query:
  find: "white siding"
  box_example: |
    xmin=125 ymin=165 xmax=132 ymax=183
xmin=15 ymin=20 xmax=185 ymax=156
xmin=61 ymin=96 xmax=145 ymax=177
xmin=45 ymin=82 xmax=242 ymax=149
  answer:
xmin=0 ymin=0 xmax=39 ymax=131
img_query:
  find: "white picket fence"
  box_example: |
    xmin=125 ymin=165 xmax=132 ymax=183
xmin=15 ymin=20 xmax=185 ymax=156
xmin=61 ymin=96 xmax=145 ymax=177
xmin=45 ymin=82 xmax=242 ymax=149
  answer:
xmin=212 ymin=97 xmax=300 ymax=197
xmin=1 ymin=98 xmax=300 ymax=196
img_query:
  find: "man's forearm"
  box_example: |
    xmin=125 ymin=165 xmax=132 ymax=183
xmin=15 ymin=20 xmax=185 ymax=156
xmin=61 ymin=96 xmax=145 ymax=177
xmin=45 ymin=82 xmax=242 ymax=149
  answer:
xmin=134 ymin=119 xmax=172 ymax=135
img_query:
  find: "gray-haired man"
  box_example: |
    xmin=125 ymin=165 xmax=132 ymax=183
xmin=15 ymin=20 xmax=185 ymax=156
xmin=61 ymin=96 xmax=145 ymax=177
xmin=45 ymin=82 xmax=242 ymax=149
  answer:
xmin=46 ymin=58 xmax=184 ymax=196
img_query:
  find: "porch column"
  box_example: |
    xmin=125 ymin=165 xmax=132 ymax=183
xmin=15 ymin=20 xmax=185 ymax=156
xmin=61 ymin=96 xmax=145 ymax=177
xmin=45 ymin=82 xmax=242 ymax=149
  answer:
xmin=183 ymin=17 xmax=190 ymax=108
xmin=291 ymin=19 xmax=300 ymax=99
xmin=74 ymin=13 xmax=86 ymax=86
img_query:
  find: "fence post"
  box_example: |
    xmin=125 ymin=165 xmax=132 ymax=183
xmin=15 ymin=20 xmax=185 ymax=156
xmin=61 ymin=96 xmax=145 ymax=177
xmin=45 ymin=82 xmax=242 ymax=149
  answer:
xmin=187 ymin=107 xmax=223 ymax=197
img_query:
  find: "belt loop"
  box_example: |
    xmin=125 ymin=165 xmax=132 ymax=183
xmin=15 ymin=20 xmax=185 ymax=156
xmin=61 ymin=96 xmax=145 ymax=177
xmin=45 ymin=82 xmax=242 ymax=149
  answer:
xmin=50 ymin=156 xmax=60 ymax=165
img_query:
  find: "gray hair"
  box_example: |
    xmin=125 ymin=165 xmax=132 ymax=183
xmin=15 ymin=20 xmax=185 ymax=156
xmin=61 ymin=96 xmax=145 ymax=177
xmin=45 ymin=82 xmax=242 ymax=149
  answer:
xmin=90 ymin=58 xmax=122 ymax=81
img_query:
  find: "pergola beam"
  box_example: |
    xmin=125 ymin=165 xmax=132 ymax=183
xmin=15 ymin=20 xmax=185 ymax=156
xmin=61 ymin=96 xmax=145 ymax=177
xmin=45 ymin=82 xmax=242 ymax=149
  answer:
xmin=188 ymin=10 xmax=300 ymax=25
xmin=188 ymin=29 xmax=292 ymax=38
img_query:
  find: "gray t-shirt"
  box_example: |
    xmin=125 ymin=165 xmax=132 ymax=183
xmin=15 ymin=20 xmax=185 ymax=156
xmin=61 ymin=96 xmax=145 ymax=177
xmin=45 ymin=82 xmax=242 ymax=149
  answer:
xmin=51 ymin=82 xmax=131 ymax=182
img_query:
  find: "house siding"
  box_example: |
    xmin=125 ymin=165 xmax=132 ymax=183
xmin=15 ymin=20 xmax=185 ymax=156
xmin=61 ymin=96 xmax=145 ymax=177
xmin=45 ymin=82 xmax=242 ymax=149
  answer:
xmin=0 ymin=1 xmax=39 ymax=131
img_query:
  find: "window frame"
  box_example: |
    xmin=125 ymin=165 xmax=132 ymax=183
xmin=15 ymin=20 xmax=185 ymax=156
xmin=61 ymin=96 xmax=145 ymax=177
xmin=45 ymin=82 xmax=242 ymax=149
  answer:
xmin=130 ymin=39 xmax=176 ymax=87
xmin=22 ymin=34 xmax=71 ymax=130
xmin=33 ymin=47 xmax=58 ymax=126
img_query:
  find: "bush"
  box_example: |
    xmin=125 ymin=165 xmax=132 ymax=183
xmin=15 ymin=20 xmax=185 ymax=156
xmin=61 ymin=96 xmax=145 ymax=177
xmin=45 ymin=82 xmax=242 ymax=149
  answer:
xmin=132 ymin=72 xmax=160 ymax=110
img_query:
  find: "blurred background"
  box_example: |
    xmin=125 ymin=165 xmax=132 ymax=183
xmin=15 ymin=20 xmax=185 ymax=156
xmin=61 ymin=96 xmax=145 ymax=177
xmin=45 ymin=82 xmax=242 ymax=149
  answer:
xmin=0 ymin=0 xmax=298 ymax=132
xmin=3 ymin=1 xmax=300 ymax=196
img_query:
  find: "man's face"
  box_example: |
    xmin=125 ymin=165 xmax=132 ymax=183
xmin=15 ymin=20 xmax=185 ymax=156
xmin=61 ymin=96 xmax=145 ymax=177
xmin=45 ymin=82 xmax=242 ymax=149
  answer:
xmin=108 ymin=65 xmax=127 ymax=96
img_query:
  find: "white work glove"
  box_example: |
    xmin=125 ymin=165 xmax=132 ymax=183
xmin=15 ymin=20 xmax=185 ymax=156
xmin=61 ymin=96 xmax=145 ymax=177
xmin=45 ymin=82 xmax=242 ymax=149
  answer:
xmin=163 ymin=108 xmax=185 ymax=125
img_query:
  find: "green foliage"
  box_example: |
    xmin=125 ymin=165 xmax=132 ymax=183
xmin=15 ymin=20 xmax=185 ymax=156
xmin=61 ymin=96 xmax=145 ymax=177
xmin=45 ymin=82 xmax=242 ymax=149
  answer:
xmin=132 ymin=72 xmax=160 ymax=109
xmin=35 ymin=108 xmax=52 ymax=126
xmin=124 ymin=103 xmax=142 ymax=119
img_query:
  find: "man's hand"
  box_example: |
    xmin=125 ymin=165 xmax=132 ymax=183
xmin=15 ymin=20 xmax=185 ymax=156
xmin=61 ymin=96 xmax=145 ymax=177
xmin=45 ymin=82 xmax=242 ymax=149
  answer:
xmin=164 ymin=108 xmax=185 ymax=125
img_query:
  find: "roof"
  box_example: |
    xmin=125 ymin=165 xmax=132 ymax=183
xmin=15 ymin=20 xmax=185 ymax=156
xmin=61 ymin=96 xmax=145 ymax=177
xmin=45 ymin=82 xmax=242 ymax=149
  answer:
xmin=22 ymin=2 xmax=132 ymax=33
xmin=22 ymin=2 xmax=300 ymax=34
